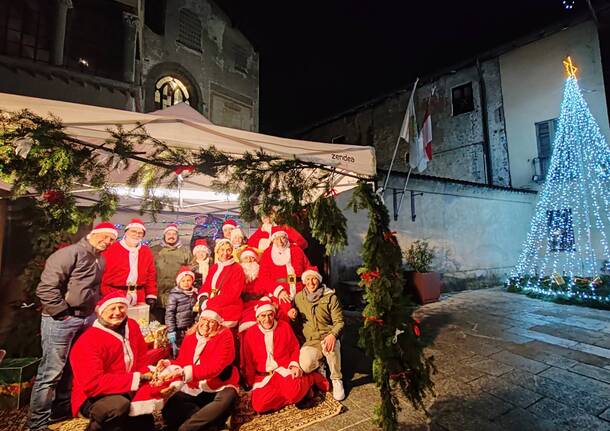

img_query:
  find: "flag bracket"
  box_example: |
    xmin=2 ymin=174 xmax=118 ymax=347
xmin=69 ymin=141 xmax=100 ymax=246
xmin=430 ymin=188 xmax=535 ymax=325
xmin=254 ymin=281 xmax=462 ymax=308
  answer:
xmin=392 ymin=188 xmax=423 ymax=222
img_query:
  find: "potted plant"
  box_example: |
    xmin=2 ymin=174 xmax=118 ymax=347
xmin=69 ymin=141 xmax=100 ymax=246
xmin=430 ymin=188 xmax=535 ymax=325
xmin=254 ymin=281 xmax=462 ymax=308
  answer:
xmin=403 ymin=240 xmax=442 ymax=304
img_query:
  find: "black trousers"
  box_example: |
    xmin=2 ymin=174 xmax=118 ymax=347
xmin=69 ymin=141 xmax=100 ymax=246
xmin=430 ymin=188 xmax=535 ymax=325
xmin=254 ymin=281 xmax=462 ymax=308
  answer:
xmin=162 ymin=387 xmax=237 ymax=431
xmin=152 ymin=306 xmax=166 ymax=324
xmin=81 ymin=394 xmax=155 ymax=431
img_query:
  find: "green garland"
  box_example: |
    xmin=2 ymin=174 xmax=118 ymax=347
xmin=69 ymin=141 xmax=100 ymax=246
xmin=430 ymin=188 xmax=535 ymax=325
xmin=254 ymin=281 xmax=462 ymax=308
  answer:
xmin=129 ymin=146 xmax=349 ymax=254
xmin=348 ymin=183 xmax=435 ymax=429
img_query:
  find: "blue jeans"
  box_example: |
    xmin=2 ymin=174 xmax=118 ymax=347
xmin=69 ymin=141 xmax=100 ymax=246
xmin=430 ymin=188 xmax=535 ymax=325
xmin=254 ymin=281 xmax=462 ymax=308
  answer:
xmin=28 ymin=314 xmax=95 ymax=431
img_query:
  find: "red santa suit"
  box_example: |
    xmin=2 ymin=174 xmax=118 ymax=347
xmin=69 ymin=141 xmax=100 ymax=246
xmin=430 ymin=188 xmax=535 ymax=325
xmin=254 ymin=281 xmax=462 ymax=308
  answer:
xmin=172 ymin=325 xmax=239 ymax=395
xmin=241 ymin=317 xmax=327 ymax=413
xmin=198 ymin=258 xmax=244 ymax=328
xmin=258 ymin=230 xmax=310 ymax=317
xmin=248 ymin=224 xmax=308 ymax=251
xmin=70 ymin=316 xmax=151 ymax=416
xmin=101 ymin=239 xmax=157 ymax=304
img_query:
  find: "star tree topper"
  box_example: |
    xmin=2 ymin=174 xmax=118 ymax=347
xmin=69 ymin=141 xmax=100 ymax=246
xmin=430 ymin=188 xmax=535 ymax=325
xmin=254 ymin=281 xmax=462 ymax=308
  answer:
xmin=563 ymin=56 xmax=578 ymax=78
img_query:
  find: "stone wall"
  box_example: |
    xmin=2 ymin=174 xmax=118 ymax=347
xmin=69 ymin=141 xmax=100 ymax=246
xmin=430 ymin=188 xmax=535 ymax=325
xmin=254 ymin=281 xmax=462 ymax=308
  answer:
xmin=141 ymin=0 xmax=260 ymax=130
xmin=298 ymin=57 xmax=510 ymax=187
xmin=332 ymin=174 xmax=537 ymax=290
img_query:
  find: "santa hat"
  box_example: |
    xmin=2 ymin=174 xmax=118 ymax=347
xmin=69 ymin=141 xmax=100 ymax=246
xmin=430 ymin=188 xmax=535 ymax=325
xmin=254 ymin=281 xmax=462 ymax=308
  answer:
xmin=125 ymin=218 xmax=146 ymax=232
xmin=199 ymin=307 xmax=224 ymax=323
xmin=89 ymin=221 xmax=118 ymax=238
xmin=270 ymin=225 xmax=288 ymax=241
xmin=192 ymin=239 xmax=210 ymax=256
xmin=176 ymin=266 xmax=195 ymax=284
xmin=255 ymin=296 xmax=276 ymax=317
xmin=239 ymin=247 xmax=259 ymax=262
xmin=95 ymin=292 xmax=129 ymax=315
xmin=163 ymin=223 xmax=179 ymax=235
xmin=214 ymin=238 xmax=232 ymax=253
xmin=222 ymin=219 xmax=238 ymax=231
xmin=302 ymin=266 xmax=323 ymax=282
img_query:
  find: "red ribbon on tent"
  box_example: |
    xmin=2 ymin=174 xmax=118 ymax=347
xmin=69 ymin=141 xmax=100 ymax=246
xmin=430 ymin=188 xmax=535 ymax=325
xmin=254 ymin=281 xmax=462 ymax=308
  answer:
xmin=174 ymin=165 xmax=195 ymax=176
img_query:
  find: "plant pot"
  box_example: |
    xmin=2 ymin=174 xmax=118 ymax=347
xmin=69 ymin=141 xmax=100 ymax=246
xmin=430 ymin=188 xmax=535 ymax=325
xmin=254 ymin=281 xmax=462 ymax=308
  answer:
xmin=408 ymin=271 xmax=442 ymax=304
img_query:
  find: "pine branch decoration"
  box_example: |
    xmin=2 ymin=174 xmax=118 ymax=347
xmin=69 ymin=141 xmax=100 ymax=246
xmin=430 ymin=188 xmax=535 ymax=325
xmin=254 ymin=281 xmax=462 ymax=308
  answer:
xmin=349 ymin=182 xmax=435 ymax=431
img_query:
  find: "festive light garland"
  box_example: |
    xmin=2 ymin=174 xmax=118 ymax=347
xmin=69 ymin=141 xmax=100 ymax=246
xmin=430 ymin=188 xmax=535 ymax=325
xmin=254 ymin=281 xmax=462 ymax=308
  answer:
xmin=510 ymin=62 xmax=610 ymax=304
xmin=114 ymin=215 xmax=242 ymax=246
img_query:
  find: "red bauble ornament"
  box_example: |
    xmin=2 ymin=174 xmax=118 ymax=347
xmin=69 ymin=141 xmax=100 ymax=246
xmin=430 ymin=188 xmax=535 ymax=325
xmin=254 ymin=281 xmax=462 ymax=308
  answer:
xmin=413 ymin=324 xmax=421 ymax=337
xmin=42 ymin=190 xmax=64 ymax=203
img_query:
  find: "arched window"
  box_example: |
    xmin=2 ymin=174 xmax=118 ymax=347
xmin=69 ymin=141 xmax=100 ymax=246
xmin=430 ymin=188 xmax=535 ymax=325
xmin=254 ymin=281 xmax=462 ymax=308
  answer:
xmin=154 ymin=76 xmax=190 ymax=109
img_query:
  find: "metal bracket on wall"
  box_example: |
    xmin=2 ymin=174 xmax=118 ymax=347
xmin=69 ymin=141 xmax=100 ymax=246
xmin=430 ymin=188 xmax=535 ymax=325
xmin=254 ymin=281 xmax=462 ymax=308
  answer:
xmin=392 ymin=189 xmax=423 ymax=222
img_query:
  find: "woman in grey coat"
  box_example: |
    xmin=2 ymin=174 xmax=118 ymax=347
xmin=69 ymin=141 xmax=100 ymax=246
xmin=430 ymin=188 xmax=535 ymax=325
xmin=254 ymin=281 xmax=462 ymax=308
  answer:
xmin=165 ymin=266 xmax=198 ymax=349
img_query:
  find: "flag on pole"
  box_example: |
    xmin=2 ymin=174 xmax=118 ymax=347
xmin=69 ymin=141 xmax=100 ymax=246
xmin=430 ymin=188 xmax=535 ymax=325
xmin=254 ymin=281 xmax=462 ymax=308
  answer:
xmin=399 ymin=82 xmax=418 ymax=146
xmin=418 ymin=112 xmax=432 ymax=172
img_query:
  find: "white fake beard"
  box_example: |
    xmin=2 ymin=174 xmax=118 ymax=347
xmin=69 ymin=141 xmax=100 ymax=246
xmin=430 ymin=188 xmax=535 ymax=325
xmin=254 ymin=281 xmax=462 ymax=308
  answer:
xmin=271 ymin=244 xmax=291 ymax=266
xmin=242 ymin=262 xmax=260 ymax=283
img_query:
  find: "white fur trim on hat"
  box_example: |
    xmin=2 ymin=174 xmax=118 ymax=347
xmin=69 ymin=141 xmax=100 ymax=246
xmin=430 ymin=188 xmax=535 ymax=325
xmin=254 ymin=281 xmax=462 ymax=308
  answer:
xmin=125 ymin=220 xmax=146 ymax=232
xmin=176 ymin=270 xmax=195 ymax=285
xmin=255 ymin=303 xmax=275 ymax=317
xmin=301 ymin=269 xmax=323 ymax=282
xmin=192 ymin=244 xmax=210 ymax=256
xmin=163 ymin=224 xmax=179 ymax=235
xmin=96 ymin=296 xmax=129 ymax=315
xmin=199 ymin=309 xmax=223 ymax=322
xmin=240 ymin=249 xmax=257 ymax=261
xmin=270 ymin=230 xmax=288 ymax=241
xmin=89 ymin=222 xmax=118 ymax=239
xmin=214 ymin=238 xmax=232 ymax=251
xmin=90 ymin=228 xmax=118 ymax=238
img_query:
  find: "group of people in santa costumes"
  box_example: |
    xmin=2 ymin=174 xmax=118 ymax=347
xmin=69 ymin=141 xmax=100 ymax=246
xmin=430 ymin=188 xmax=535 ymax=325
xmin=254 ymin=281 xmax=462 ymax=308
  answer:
xmin=70 ymin=292 xmax=240 ymax=431
xmin=47 ymin=213 xmax=345 ymax=430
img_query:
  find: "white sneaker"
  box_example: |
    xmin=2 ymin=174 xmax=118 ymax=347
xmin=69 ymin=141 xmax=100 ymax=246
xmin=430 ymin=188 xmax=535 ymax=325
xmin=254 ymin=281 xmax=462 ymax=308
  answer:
xmin=332 ymin=379 xmax=345 ymax=401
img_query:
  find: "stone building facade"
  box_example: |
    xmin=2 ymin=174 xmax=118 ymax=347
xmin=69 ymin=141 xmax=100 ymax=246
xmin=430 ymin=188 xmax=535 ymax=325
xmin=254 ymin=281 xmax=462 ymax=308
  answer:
xmin=0 ymin=0 xmax=259 ymax=129
xmin=299 ymin=18 xmax=609 ymax=287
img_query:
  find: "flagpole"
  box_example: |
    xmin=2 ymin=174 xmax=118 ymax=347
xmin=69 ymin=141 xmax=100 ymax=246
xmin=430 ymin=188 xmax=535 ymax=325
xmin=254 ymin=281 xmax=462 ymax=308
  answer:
xmin=381 ymin=78 xmax=419 ymax=193
xmin=396 ymin=166 xmax=413 ymax=218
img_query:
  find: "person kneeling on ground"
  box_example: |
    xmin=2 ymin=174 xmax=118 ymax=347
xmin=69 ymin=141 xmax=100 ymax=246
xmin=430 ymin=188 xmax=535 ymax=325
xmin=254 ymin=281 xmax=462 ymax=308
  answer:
xmin=69 ymin=292 xmax=155 ymax=431
xmin=241 ymin=297 xmax=329 ymax=413
xmin=161 ymin=306 xmax=239 ymax=431
xmin=290 ymin=266 xmax=345 ymax=401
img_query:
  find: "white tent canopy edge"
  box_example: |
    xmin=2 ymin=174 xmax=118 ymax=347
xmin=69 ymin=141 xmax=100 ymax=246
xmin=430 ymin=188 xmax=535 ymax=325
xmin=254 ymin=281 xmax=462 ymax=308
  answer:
xmin=0 ymin=93 xmax=376 ymax=215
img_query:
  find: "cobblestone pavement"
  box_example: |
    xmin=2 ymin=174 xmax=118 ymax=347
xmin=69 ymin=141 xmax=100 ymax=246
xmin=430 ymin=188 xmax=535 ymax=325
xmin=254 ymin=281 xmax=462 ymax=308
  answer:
xmin=306 ymin=288 xmax=610 ymax=431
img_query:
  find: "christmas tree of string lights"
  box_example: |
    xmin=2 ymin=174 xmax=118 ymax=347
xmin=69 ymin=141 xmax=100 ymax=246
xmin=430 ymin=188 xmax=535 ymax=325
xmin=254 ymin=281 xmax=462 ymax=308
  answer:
xmin=510 ymin=57 xmax=610 ymax=304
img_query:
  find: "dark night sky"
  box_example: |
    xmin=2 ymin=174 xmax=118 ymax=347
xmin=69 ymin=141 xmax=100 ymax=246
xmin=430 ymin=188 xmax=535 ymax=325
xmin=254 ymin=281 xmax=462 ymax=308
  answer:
xmin=216 ymin=0 xmax=588 ymax=134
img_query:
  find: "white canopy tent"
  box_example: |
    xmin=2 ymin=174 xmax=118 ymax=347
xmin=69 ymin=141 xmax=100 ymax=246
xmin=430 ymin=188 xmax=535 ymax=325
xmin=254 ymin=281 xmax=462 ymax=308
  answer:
xmin=0 ymin=93 xmax=376 ymax=215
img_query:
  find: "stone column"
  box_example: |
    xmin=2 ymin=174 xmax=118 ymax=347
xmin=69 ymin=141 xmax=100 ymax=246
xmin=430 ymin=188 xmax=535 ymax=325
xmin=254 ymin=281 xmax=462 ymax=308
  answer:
xmin=122 ymin=12 xmax=139 ymax=83
xmin=51 ymin=0 xmax=72 ymax=66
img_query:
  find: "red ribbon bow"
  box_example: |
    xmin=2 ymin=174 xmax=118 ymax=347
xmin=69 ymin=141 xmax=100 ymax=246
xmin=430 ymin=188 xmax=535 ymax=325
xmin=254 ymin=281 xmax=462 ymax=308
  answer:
xmin=361 ymin=270 xmax=381 ymax=286
xmin=364 ymin=316 xmax=384 ymax=325
xmin=175 ymin=165 xmax=195 ymax=176
xmin=383 ymin=230 xmax=398 ymax=244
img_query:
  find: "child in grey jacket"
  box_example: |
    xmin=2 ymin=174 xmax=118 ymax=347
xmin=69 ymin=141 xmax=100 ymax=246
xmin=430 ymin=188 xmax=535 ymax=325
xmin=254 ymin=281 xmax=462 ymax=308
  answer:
xmin=165 ymin=266 xmax=198 ymax=354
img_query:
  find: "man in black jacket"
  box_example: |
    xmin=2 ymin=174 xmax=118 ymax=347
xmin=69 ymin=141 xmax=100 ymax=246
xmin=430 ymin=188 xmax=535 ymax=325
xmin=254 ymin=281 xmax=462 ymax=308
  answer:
xmin=28 ymin=222 xmax=118 ymax=431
